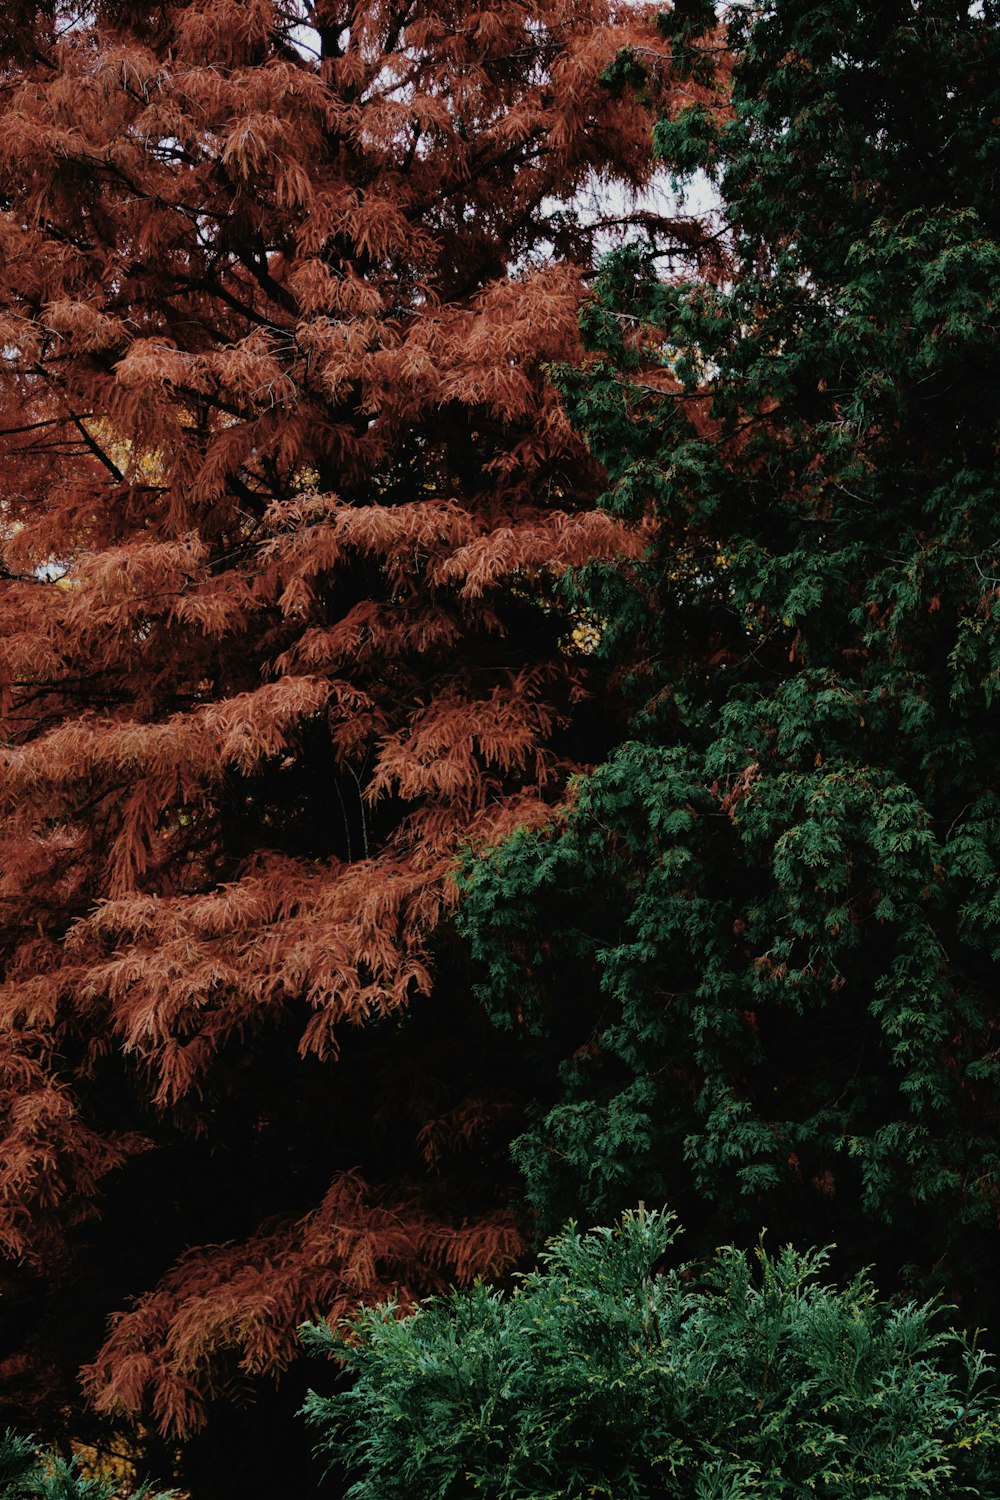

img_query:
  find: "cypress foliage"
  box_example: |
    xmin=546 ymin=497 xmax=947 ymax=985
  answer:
xmin=303 ymin=1207 xmax=1000 ymax=1499
xmin=457 ymin=0 xmax=1000 ymax=1311
xmin=0 ymin=1432 xmax=171 ymax=1500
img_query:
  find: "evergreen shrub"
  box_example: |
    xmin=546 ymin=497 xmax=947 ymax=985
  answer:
xmin=302 ymin=1208 xmax=1000 ymax=1499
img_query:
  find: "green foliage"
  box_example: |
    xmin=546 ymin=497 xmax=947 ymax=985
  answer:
xmin=455 ymin=0 xmax=1000 ymax=1305
xmin=302 ymin=1208 xmax=1000 ymax=1499
xmin=0 ymin=1435 xmax=37 ymax=1499
xmin=0 ymin=1434 xmax=172 ymax=1500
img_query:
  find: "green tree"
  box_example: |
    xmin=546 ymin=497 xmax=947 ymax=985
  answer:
xmin=456 ymin=0 xmax=1000 ymax=1309
xmin=303 ymin=1207 xmax=1000 ymax=1499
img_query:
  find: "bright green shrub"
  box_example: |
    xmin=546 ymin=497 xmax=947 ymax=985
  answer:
xmin=302 ymin=1208 xmax=1000 ymax=1499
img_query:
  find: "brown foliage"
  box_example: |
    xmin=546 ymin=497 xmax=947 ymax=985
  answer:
xmin=83 ymin=1171 xmax=521 ymax=1439
xmin=0 ymin=0 xmax=712 ymax=1455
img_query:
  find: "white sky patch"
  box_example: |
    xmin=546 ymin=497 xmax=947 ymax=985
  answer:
xmin=288 ymin=21 xmax=323 ymax=60
xmin=507 ymin=161 xmax=723 ymax=280
xmin=578 ymin=167 xmax=723 ymax=254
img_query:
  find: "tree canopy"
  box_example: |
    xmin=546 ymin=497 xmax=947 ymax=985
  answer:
xmin=4 ymin=0 xmax=1000 ymax=1490
xmin=0 ymin=0 xmax=714 ymax=1489
xmin=457 ymin=0 xmax=1000 ymax=1313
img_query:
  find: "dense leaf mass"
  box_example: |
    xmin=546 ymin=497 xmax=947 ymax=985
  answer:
xmin=0 ymin=0 xmax=714 ymax=1477
xmin=458 ymin=0 xmax=1000 ymax=1310
xmin=303 ymin=1208 xmax=1000 ymax=1499
xmin=7 ymin=0 xmax=1000 ymax=1484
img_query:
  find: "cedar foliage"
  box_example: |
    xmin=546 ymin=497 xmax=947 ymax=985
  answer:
xmin=0 ymin=1431 xmax=172 ymax=1500
xmin=457 ymin=0 xmax=1000 ymax=1313
xmin=0 ymin=0 xmax=715 ymax=1474
xmin=302 ymin=1207 xmax=1000 ymax=1499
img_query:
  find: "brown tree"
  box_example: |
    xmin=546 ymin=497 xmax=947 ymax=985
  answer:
xmin=0 ymin=0 xmax=713 ymax=1490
